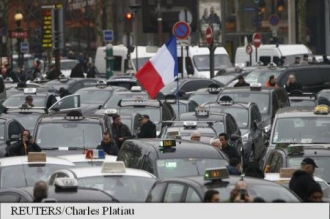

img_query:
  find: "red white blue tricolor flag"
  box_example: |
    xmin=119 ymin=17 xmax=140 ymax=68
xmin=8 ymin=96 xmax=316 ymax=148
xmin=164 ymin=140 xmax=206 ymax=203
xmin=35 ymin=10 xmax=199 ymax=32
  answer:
xmin=135 ymin=36 xmax=178 ymax=98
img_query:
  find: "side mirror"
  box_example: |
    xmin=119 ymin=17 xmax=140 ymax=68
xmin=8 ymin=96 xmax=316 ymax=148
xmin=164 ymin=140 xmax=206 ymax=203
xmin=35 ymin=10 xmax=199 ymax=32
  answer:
xmin=230 ymin=134 xmax=241 ymax=141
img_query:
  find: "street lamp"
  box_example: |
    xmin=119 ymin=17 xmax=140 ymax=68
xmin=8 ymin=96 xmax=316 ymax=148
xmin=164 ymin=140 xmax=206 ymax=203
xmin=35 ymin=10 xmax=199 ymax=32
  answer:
xmin=14 ymin=12 xmax=23 ymax=72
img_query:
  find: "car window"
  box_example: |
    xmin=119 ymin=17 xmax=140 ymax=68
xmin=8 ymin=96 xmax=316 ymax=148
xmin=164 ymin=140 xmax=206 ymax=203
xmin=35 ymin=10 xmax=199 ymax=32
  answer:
xmin=117 ymin=148 xmax=144 ymax=169
xmin=185 ymin=187 xmax=202 ymax=203
xmin=0 ymin=194 xmax=20 ymax=202
xmin=296 ymin=69 xmax=322 ymax=86
xmin=164 ymin=183 xmax=185 ymax=203
xmin=8 ymin=121 xmax=22 ymax=137
xmin=147 ymin=183 xmax=167 ymax=202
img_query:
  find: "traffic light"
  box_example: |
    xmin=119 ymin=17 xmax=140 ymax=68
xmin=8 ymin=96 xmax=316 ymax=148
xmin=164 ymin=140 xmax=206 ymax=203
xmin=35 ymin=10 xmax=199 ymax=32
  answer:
xmin=124 ymin=12 xmax=134 ymax=33
xmin=277 ymin=0 xmax=285 ymax=12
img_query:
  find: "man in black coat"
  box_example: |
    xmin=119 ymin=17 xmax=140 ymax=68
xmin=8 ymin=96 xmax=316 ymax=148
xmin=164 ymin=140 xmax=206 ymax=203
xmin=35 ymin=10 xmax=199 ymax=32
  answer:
xmin=111 ymin=114 xmax=132 ymax=149
xmin=234 ymin=75 xmax=250 ymax=87
xmin=289 ymin=157 xmax=318 ymax=201
xmin=219 ymin=133 xmax=240 ymax=160
xmin=59 ymin=87 xmax=71 ymax=98
xmin=285 ymin=74 xmax=302 ymax=93
xmin=7 ymin=130 xmax=42 ymax=156
xmin=96 ymin=131 xmax=118 ymax=155
xmin=137 ymin=115 xmax=157 ymax=138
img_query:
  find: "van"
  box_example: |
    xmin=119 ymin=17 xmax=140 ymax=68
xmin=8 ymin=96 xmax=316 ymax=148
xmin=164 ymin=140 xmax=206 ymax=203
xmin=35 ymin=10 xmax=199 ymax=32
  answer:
xmin=179 ymin=46 xmax=232 ymax=78
xmin=235 ymin=44 xmax=312 ymax=66
xmin=94 ymin=45 xmax=158 ymax=77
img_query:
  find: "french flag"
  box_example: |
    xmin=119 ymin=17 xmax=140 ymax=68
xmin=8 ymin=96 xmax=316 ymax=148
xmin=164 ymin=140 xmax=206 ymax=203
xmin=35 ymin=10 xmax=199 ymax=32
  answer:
xmin=135 ymin=36 xmax=178 ymax=99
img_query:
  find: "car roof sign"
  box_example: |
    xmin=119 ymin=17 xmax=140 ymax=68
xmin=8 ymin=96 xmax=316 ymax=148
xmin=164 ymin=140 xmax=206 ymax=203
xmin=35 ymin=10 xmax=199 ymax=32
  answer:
xmin=159 ymin=139 xmax=176 ymax=148
xmin=207 ymin=84 xmax=221 ymax=94
xmin=28 ymin=152 xmax=46 ymax=162
xmin=183 ymin=121 xmax=197 ymax=127
xmin=101 ymin=161 xmax=126 ymax=173
xmin=195 ymin=106 xmax=209 ymax=117
xmin=54 ymin=178 xmax=78 ymax=189
xmin=104 ymin=109 xmax=117 ymax=115
xmin=314 ymin=105 xmax=329 ymax=115
xmin=250 ymin=83 xmax=262 ymax=91
xmin=24 ymin=88 xmax=37 ymax=94
xmin=219 ymin=95 xmax=234 ymax=106
xmin=58 ymin=74 xmax=69 ymax=82
xmin=95 ymin=80 xmax=107 ymax=89
xmin=131 ymin=86 xmax=142 ymax=92
xmin=279 ymin=168 xmax=298 ymax=178
xmin=204 ymin=167 xmax=229 ymax=181
xmin=85 ymin=149 xmax=105 ymax=159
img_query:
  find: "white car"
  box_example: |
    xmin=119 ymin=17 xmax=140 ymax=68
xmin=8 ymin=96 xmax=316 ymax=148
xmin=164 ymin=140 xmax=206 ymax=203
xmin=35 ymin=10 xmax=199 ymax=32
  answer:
xmin=48 ymin=161 xmax=157 ymax=202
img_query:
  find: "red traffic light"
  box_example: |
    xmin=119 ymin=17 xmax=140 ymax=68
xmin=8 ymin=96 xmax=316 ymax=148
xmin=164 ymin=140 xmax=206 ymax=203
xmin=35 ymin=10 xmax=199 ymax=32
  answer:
xmin=125 ymin=12 xmax=133 ymax=20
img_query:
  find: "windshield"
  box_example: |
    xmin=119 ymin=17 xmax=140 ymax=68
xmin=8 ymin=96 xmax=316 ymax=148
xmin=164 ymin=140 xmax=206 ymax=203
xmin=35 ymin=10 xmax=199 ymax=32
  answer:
xmin=3 ymin=96 xmax=46 ymax=107
xmin=189 ymin=94 xmax=218 ymax=105
xmin=157 ymin=158 xmax=227 ymax=179
xmin=213 ymin=107 xmax=249 ymax=128
xmin=104 ymin=93 xmax=149 ymax=108
xmin=289 ymin=99 xmax=316 ymax=107
xmin=118 ymin=107 xmax=160 ymax=123
xmin=288 ymin=157 xmax=330 ymax=183
xmin=76 ymin=90 xmax=111 ymax=104
xmin=3 ymin=114 xmax=42 ymax=131
xmin=13 ymin=58 xmax=35 ymax=69
xmin=211 ymin=183 xmax=299 ymax=202
xmin=160 ymin=81 xmax=182 ymax=93
xmin=0 ymin=164 xmax=74 ymax=189
xmin=272 ymin=117 xmax=330 ymax=144
xmin=132 ymin=57 xmax=152 ymax=70
xmin=193 ymin=54 xmax=232 ymax=71
xmin=244 ymin=70 xmax=282 ymax=85
xmin=35 ymin=123 xmax=103 ymax=148
xmin=213 ymin=75 xmax=237 ymax=85
xmin=77 ymin=176 xmax=156 ymax=202
xmin=219 ymin=93 xmax=269 ymax=114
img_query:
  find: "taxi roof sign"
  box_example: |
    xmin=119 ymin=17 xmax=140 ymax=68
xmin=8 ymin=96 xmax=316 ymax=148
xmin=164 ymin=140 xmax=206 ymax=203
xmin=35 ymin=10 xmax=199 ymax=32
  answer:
xmin=167 ymin=130 xmax=180 ymax=137
xmin=95 ymin=80 xmax=107 ymax=88
xmin=54 ymin=178 xmax=78 ymax=189
xmin=85 ymin=149 xmax=105 ymax=159
xmin=250 ymin=83 xmax=262 ymax=91
xmin=101 ymin=161 xmax=126 ymax=173
xmin=183 ymin=121 xmax=197 ymax=127
xmin=204 ymin=167 xmax=229 ymax=181
xmin=131 ymin=86 xmax=142 ymax=92
xmin=314 ymin=105 xmax=329 ymax=115
xmin=279 ymin=168 xmax=298 ymax=178
xmin=267 ymin=62 xmax=277 ymax=70
xmin=219 ymin=95 xmax=234 ymax=106
xmin=207 ymin=84 xmax=221 ymax=94
xmin=104 ymin=109 xmax=117 ymax=115
xmin=287 ymin=145 xmax=304 ymax=155
xmin=195 ymin=106 xmax=209 ymax=117
xmin=159 ymin=140 xmax=176 ymax=148
xmin=24 ymin=88 xmax=37 ymax=94
xmin=28 ymin=152 xmax=47 ymax=162
xmin=58 ymin=74 xmax=69 ymax=82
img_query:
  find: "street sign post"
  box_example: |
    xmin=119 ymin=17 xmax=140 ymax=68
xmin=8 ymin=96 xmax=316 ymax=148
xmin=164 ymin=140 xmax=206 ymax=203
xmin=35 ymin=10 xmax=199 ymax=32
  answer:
xmin=172 ymin=21 xmax=191 ymax=40
xmin=20 ymin=42 xmax=29 ymax=53
xmin=269 ymin=14 xmax=280 ymax=26
xmin=252 ymin=32 xmax=262 ymax=64
xmin=246 ymin=44 xmax=253 ymax=66
xmin=103 ymin=30 xmax=113 ymax=43
xmin=206 ymin=27 xmax=213 ymax=46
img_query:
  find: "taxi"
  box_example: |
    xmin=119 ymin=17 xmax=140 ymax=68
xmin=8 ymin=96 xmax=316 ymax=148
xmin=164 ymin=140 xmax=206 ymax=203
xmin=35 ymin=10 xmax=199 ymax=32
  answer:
xmin=0 ymin=152 xmax=76 ymax=190
xmin=263 ymin=104 xmax=330 ymax=167
xmin=178 ymin=106 xmax=243 ymax=154
xmin=188 ymin=83 xmax=223 ymax=105
xmin=117 ymin=139 xmax=229 ymax=179
xmin=160 ymin=121 xmax=218 ymax=144
xmin=203 ymin=96 xmax=265 ymax=164
xmin=218 ymin=83 xmax=290 ymax=135
xmin=40 ymin=74 xmax=98 ymax=94
xmin=58 ymin=149 xmax=117 ymax=167
xmin=146 ymin=167 xmax=300 ymax=202
xmin=33 ymin=110 xmax=111 ymax=156
xmin=74 ymin=80 xmax=127 ymax=114
xmin=2 ymin=88 xmax=58 ymax=109
xmin=265 ymin=168 xmax=330 ymax=201
xmin=48 ymin=161 xmax=157 ymax=202
xmin=0 ymin=177 xmax=118 ymax=202
xmin=263 ymin=144 xmax=330 ymax=184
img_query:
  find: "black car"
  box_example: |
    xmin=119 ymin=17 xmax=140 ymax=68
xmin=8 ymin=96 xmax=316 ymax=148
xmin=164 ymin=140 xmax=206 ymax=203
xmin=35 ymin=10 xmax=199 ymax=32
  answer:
xmin=40 ymin=75 xmax=99 ymax=94
xmin=146 ymin=167 xmax=300 ymax=202
xmin=116 ymin=138 xmax=229 ymax=179
xmin=203 ymin=96 xmax=265 ymax=164
xmin=0 ymin=178 xmax=118 ymax=202
xmin=177 ymin=107 xmax=243 ymax=155
xmin=0 ymin=117 xmax=25 ymax=157
xmin=74 ymin=81 xmax=127 ymax=114
xmin=106 ymin=73 xmax=139 ymax=90
xmin=156 ymin=78 xmax=224 ymax=100
xmin=33 ymin=111 xmax=111 ymax=156
xmin=218 ymin=84 xmax=290 ymax=135
xmin=264 ymin=144 xmax=330 ymax=184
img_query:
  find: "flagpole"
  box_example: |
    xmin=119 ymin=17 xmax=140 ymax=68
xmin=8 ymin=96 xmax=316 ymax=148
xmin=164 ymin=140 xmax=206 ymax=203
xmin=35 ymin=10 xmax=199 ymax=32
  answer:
xmin=176 ymin=76 xmax=180 ymax=120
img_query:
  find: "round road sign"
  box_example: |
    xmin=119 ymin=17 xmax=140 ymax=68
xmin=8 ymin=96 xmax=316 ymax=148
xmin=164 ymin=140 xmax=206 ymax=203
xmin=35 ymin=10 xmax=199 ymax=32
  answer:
xmin=252 ymin=32 xmax=262 ymax=48
xmin=246 ymin=44 xmax=253 ymax=55
xmin=172 ymin=21 xmax=191 ymax=40
xmin=206 ymin=27 xmax=213 ymax=45
xmin=269 ymin=14 xmax=280 ymax=26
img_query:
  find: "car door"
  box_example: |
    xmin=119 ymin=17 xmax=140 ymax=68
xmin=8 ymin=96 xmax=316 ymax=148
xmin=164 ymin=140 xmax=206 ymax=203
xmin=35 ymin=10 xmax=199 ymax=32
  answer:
xmin=48 ymin=94 xmax=81 ymax=114
xmin=184 ymin=187 xmax=202 ymax=203
xmin=163 ymin=183 xmax=186 ymax=203
xmin=146 ymin=182 xmax=167 ymax=202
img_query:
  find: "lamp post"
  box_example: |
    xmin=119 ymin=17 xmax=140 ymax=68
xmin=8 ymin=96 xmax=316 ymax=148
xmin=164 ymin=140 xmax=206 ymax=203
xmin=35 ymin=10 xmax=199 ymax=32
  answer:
xmin=14 ymin=12 xmax=23 ymax=72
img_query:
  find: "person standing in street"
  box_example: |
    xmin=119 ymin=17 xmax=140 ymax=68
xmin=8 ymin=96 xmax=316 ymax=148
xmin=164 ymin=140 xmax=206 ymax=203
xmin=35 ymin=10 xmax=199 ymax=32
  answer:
xmin=59 ymin=87 xmax=71 ymax=98
xmin=289 ymin=157 xmax=318 ymax=201
xmin=111 ymin=114 xmax=132 ymax=150
xmin=86 ymin=62 xmax=99 ymax=78
xmin=7 ymin=130 xmax=41 ymax=156
xmin=70 ymin=63 xmax=85 ymax=78
xmin=96 ymin=131 xmax=118 ymax=155
xmin=137 ymin=115 xmax=157 ymax=138
xmin=219 ymin=133 xmax=240 ymax=160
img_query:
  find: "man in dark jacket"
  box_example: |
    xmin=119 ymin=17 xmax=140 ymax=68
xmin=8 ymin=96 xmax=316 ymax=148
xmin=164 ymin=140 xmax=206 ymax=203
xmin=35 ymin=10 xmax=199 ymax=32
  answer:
xmin=7 ymin=130 xmax=42 ymax=156
xmin=33 ymin=181 xmax=48 ymax=202
xmin=137 ymin=114 xmax=157 ymax=138
xmin=219 ymin=133 xmax=240 ymax=160
xmin=59 ymin=87 xmax=71 ymax=98
xmin=111 ymin=114 xmax=132 ymax=149
xmin=46 ymin=64 xmax=57 ymax=81
xmin=86 ymin=62 xmax=99 ymax=78
xmin=289 ymin=157 xmax=318 ymax=201
xmin=234 ymin=75 xmax=250 ymax=87
xmin=285 ymin=74 xmax=302 ymax=93
xmin=96 ymin=131 xmax=118 ymax=155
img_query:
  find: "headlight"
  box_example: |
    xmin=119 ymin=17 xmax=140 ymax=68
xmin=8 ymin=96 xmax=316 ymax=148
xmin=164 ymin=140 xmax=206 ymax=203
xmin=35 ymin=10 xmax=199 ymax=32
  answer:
xmin=264 ymin=124 xmax=271 ymax=133
xmin=242 ymin=133 xmax=249 ymax=142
